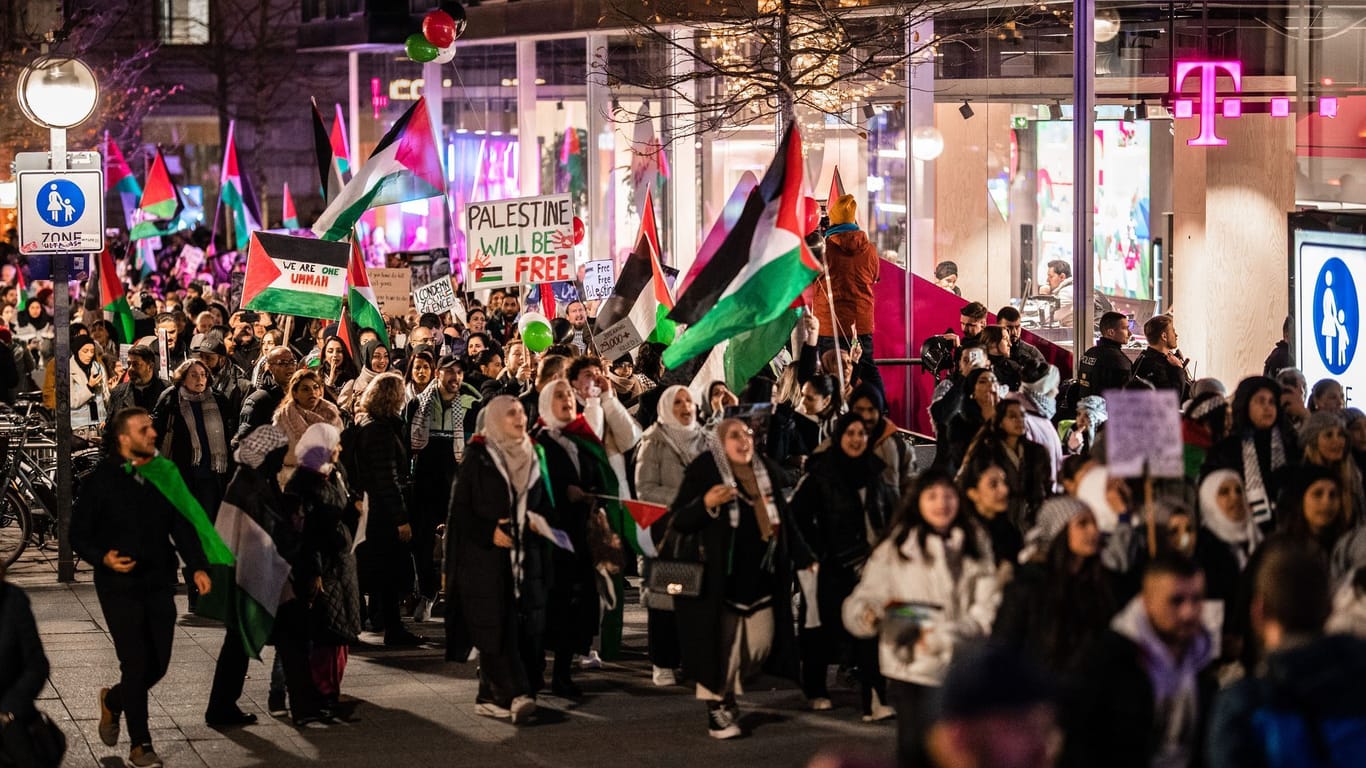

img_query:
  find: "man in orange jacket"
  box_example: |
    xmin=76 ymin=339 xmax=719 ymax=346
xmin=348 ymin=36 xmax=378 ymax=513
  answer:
xmin=812 ymin=194 xmax=883 ymax=392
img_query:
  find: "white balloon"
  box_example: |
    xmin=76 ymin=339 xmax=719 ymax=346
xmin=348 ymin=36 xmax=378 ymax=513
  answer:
xmin=518 ymin=311 xmax=548 ymax=333
xmin=433 ymin=46 xmax=457 ymax=64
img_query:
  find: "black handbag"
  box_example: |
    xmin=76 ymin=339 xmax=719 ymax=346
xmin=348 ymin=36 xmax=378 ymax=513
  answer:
xmin=643 ymin=525 xmax=704 ymax=608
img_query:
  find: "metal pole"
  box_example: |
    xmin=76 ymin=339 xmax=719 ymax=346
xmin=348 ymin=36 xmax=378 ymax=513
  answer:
xmin=1072 ymin=0 xmax=1097 ymax=371
xmin=54 ymin=253 xmax=73 ymax=583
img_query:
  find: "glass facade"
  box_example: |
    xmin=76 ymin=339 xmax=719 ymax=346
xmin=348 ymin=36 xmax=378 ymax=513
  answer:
xmin=326 ymin=0 xmax=1365 ymax=426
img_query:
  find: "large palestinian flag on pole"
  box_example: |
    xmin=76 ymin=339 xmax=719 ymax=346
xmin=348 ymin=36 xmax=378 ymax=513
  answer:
xmin=312 ymin=97 xmax=445 ymax=241
xmin=242 ymin=231 xmax=350 ymax=320
xmin=331 ymin=103 xmax=352 ymax=179
xmin=663 ymin=123 xmax=820 ymax=370
xmin=221 ymin=120 xmax=263 ymax=251
xmin=593 ymin=189 xmax=675 ymax=361
xmin=312 ymin=99 xmax=348 ymax=205
xmin=129 ymin=148 xmax=185 ymax=240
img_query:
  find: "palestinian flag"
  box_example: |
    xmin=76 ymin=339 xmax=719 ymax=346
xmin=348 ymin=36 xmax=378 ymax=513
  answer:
xmin=331 ymin=103 xmax=352 ymax=179
xmin=312 ymin=97 xmax=445 ymax=241
xmin=126 ymin=458 xmax=269 ymax=657
xmin=214 ymin=461 xmax=292 ymax=659
xmin=827 ymin=165 xmax=846 ymax=205
xmin=593 ymin=189 xmax=675 ymax=361
xmin=220 ymin=120 xmax=263 ymax=251
xmin=676 ymin=171 xmax=758 ymax=299
xmin=345 ymin=238 xmax=388 ymax=346
xmin=663 ymin=123 xmax=820 ymax=369
xmin=281 ymin=183 xmax=299 ymax=229
xmin=312 ymin=99 xmax=347 ymax=204
xmin=687 ymin=306 xmax=804 ymax=395
xmin=97 ymin=246 xmax=136 ymax=344
xmin=15 ymin=269 xmax=28 ymax=312
xmin=129 ymin=148 xmax=185 ymax=240
xmin=242 ymin=231 xmax=350 ymax=320
xmin=103 ymin=132 xmax=142 ymax=225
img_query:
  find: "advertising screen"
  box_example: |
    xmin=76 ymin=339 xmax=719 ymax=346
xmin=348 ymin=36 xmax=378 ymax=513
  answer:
xmin=1035 ymin=121 xmax=1153 ymax=300
xmin=1294 ymin=223 xmax=1366 ymax=406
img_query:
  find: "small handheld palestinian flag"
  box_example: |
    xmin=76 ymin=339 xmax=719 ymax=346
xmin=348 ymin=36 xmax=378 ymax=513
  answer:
xmin=242 ymin=232 xmax=350 ymax=320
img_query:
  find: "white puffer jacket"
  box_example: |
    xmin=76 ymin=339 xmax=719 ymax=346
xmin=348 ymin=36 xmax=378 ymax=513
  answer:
xmin=842 ymin=524 xmax=999 ymax=687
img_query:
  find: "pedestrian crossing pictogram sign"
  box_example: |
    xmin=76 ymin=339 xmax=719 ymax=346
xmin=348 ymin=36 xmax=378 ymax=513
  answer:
xmin=17 ymin=166 xmax=104 ymax=255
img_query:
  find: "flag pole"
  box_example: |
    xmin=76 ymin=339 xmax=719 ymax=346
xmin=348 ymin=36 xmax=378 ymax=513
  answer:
xmin=821 ymin=261 xmax=845 ymax=397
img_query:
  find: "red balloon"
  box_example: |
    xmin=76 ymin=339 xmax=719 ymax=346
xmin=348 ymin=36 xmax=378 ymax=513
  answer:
xmin=573 ymin=216 xmax=586 ymax=245
xmin=423 ymin=10 xmax=457 ymax=48
xmin=802 ymin=196 xmax=820 ymax=235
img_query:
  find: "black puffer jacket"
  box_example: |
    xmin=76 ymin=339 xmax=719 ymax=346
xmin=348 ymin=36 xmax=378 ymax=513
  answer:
xmin=349 ymin=414 xmax=410 ymax=529
xmin=283 ymin=466 xmax=361 ymax=645
xmin=235 ymin=379 xmax=283 ymax=445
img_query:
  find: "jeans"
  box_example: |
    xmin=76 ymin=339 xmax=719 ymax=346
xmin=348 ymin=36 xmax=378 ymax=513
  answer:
xmin=98 ymin=587 xmax=177 ymax=746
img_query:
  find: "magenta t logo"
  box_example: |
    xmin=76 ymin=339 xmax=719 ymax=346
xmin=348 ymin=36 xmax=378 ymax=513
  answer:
xmin=1173 ymin=60 xmax=1242 ymax=146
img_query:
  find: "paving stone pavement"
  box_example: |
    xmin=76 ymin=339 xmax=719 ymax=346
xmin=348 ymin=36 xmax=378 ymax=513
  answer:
xmin=7 ymin=546 xmax=895 ymax=767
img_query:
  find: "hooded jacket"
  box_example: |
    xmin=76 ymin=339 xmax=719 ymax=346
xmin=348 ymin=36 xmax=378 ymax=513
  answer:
xmin=813 ymin=227 xmax=879 ymax=338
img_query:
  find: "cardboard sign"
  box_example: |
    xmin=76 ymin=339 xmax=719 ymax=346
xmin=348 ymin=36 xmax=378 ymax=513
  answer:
xmin=594 ymin=320 xmax=644 ymax=363
xmin=413 ymin=276 xmax=459 ymax=316
xmin=228 ymin=271 xmax=245 ymax=311
xmin=582 ymin=260 xmax=615 ymax=300
xmin=1104 ymin=388 xmax=1183 ymax=478
xmin=464 ymin=194 xmax=575 ymax=290
xmin=369 ymin=268 xmax=412 ymax=314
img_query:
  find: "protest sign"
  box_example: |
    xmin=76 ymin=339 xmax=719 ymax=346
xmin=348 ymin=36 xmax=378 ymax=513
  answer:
xmin=228 ymin=271 xmax=245 ymax=311
xmin=1104 ymin=388 xmax=1183 ymax=478
xmin=582 ymin=260 xmax=615 ymax=301
xmin=464 ymin=194 xmax=575 ymax=290
xmin=241 ymin=232 xmax=350 ymax=321
xmin=413 ymin=276 xmax=459 ymax=316
xmin=369 ymin=268 xmax=412 ymax=314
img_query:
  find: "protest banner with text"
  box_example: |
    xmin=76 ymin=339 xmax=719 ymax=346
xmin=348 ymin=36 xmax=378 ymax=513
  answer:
xmin=464 ymin=194 xmax=575 ymax=290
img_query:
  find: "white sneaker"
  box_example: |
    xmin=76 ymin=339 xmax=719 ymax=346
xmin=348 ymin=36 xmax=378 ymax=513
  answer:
xmin=863 ymin=703 xmax=896 ymax=722
xmin=652 ymin=666 xmax=676 ymax=687
xmin=474 ymin=701 xmax=511 ymax=719
xmin=808 ymin=697 xmax=833 ymax=711
xmin=580 ymin=650 xmax=604 ymax=670
xmin=509 ymin=696 xmax=537 ymax=725
xmin=412 ymin=597 xmax=433 ymax=623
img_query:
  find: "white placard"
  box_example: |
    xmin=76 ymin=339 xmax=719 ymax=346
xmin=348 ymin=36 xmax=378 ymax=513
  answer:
xmin=1104 ymin=388 xmax=1183 ymax=478
xmin=594 ymin=321 xmax=644 ymax=363
xmin=413 ymin=276 xmax=459 ymax=316
xmin=581 ymin=260 xmax=615 ymax=301
xmin=463 ymin=194 xmax=575 ymax=290
xmin=369 ymin=268 xmax=412 ymax=314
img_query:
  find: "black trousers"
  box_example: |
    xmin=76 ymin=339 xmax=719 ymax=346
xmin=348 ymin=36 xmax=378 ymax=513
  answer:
xmin=886 ymin=680 xmax=938 ymax=768
xmin=97 ymin=587 xmax=177 ymax=746
xmin=647 ymin=607 xmax=681 ymax=670
xmin=205 ymin=630 xmax=248 ymax=717
xmin=271 ymin=599 xmax=323 ymax=718
xmin=477 ymin=610 xmax=544 ymax=708
xmin=0 ymin=715 xmax=43 ymax=768
xmin=799 ymin=625 xmax=886 ymax=712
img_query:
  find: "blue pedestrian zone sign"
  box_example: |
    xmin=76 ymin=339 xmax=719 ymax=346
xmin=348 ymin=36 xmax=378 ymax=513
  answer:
xmin=36 ymin=180 xmax=85 ymax=228
xmin=1313 ymin=257 xmax=1358 ymax=375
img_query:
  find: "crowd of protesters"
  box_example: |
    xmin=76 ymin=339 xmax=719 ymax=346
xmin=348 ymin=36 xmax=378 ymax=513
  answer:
xmin=4 ymin=215 xmax=1366 ymax=768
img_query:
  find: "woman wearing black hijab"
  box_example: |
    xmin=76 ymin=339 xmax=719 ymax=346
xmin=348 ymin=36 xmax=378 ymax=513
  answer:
xmin=789 ymin=412 xmax=897 ymax=720
xmin=338 ymin=338 xmax=390 ymax=414
xmin=1202 ymin=376 xmax=1301 ymax=533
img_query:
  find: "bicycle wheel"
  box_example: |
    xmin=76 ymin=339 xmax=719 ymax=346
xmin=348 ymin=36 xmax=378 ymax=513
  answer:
xmin=0 ymin=486 xmax=30 ymax=568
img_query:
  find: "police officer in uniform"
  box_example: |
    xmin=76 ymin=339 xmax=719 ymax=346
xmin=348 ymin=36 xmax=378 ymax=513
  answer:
xmin=1078 ymin=311 xmax=1134 ymax=398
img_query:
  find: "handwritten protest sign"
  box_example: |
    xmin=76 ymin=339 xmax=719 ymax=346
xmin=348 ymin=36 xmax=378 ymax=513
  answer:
xmin=582 ymin=260 xmax=615 ymax=301
xmin=413 ymin=276 xmax=459 ymax=316
xmin=464 ymin=194 xmax=575 ymax=290
xmin=369 ymin=268 xmax=412 ymax=314
xmin=1104 ymin=388 xmax=1183 ymax=478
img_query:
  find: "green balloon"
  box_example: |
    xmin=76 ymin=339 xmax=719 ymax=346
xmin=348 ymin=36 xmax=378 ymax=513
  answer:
xmin=406 ymin=33 xmax=439 ymax=63
xmin=522 ymin=322 xmax=555 ymax=353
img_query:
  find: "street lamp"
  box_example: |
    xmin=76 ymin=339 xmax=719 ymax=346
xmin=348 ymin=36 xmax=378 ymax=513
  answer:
xmin=15 ymin=54 xmax=99 ymax=584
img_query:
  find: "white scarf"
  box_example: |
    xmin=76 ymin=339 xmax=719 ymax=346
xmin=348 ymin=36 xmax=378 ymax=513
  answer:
xmin=1242 ymin=428 xmax=1286 ymax=526
xmin=1198 ymin=469 xmax=1261 ymax=569
xmin=655 ymin=385 xmax=708 ymax=464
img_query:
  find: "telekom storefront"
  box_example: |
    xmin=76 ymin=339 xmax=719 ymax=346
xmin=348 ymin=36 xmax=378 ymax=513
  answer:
xmin=307 ymin=1 xmax=1366 ymax=431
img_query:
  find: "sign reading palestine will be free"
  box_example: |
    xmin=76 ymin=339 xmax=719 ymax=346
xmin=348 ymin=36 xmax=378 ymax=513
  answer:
xmin=464 ymin=194 xmax=575 ymax=290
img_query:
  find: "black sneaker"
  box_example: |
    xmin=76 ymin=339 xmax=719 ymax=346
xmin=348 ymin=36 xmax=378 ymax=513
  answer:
xmin=707 ymin=704 xmax=741 ymax=740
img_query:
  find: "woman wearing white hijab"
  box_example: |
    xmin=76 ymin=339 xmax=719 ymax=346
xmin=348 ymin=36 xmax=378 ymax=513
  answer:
xmin=1198 ymin=469 xmax=1262 ymax=570
xmin=635 ymin=385 xmax=710 ymax=686
xmin=444 ymin=395 xmax=552 ymax=725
